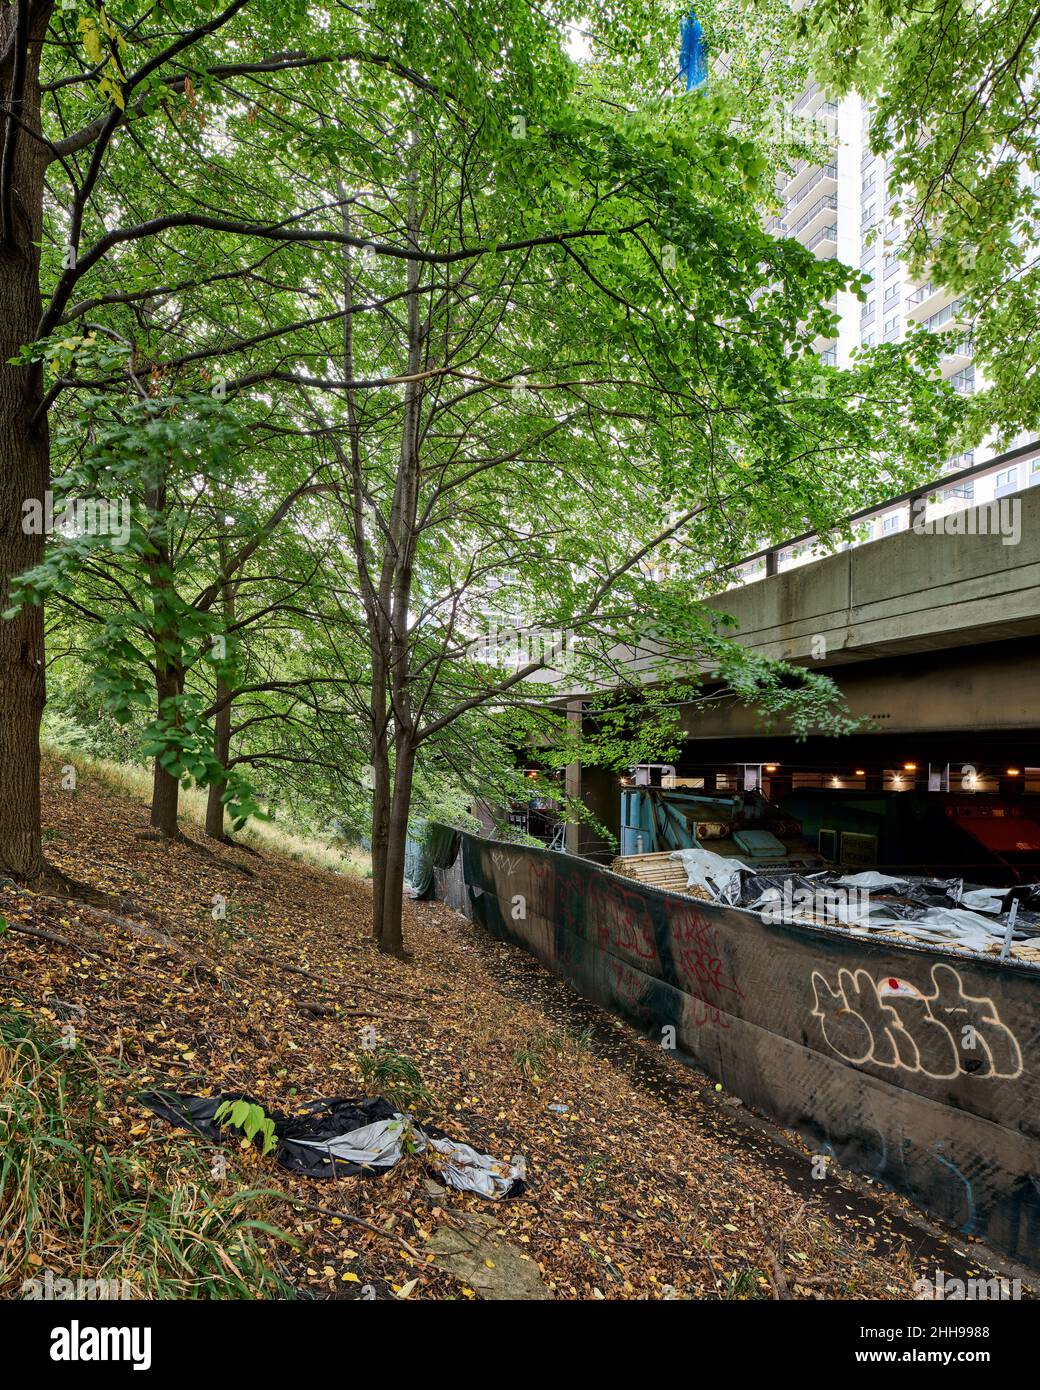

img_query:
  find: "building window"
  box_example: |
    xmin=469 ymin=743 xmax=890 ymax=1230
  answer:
xmin=944 ymin=481 xmax=974 ymax=501
xmin=996 ymin=467 xmax=1018 ymax=488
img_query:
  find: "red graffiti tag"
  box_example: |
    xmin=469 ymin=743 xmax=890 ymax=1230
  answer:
xmin=589 ymin=875 xmax=659 ymax=968
xmin=666 ymin=900 xmax=743 ymax=1003
xmin=610 ymin=956 xmax=648 ymax=1014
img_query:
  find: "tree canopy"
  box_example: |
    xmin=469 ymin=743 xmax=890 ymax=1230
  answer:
xmin=0 ymin=0 xmax=963 ymax=951
xmin=800 ymin=0 xmax=1040 ymax=440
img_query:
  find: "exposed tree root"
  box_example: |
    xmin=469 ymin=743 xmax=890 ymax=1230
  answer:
xmin=11 ymin=860 xmax=128 ymax=916
xmin=135 ymin=826 xmax=256 ymax=877
xmin=211 ymin=833 xmax=263 ymax=858
xmin=1 ymin=918 xmax=115 ymax=961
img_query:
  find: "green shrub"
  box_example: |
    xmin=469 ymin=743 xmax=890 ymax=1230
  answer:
xmin=358 ymin=1044 xmax=432 ymax=1113
xmin=0 ymin=1008 xmax=294 ymax=1299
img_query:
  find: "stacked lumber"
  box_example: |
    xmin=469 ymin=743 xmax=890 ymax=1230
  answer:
xmin=610 ymin=851 xmax=712 ymax=900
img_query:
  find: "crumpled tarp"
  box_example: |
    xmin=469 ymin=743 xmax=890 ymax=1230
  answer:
xmin=139 ymin=1090 xmax=525 ymax=1199
xmin=834 ymin=871 xmax=909 ymax=891
xmin=738 ymin=869 xmax=1040 ymax=954
xmin=683 ymin=855 xmax=1040 ymax=955
xmin=670 ymin=845 xmax=750 ymax=902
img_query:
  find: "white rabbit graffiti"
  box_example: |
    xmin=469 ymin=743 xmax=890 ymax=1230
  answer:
xmin=810 ymin=964 xmax=1022 ymax=1080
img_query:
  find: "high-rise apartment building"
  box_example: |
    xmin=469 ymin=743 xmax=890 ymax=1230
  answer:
xmin=758 ymin=80 xmax=1039 ymax=569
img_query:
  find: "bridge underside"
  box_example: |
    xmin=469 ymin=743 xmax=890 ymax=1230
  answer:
xmin=563 ymin=487 xmax=1040 ymax=874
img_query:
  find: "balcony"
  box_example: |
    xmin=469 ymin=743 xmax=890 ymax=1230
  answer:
xmin=921 ymin=298 xmax=964 ymax=333
xmin=940 ymin=335 xmax=973 ymax=369
xmin=792 ymin=81 xmax=821 ymax=114
xmin=906 ymin=279 xmax=954 ymax=322
xmin=784 ymin=162 xmax=838 ymax=217
xmin=789 ymin=193 xmax=838 ymax=241
xmin=806 ymin=223 xmax=837 ymax=255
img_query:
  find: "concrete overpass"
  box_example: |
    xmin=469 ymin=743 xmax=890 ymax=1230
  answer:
xmin=692 ymin=481 xmax=1040 ymax=738
xmin=564 ymin=475 xmax=1040 ymax=860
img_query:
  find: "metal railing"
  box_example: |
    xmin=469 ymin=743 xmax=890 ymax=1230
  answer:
xmin=784 ymin=163 xmax=838 ymax=214
xmin=725 ymin=438 xmax=1040 ymax=581
xmin=792 ymin=81 xmax=821 ymax=114
xmin=805 ymin=224 xmax=837 ymax=251
xmin=907 ymin=279 xmax=939 ymax=307
xmin=787 ymin=193 xmax=838 ymax=239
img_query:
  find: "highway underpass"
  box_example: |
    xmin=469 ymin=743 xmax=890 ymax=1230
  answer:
xmin=562 ymin=464 xmax=1040 ymax=882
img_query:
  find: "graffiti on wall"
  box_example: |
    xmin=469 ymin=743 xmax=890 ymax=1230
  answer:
xmin=810 ymin=963 xmax=1023 ymax=1080
xmin=449 ymin=829 xmax=1040 ymax=1270
xmin=664 ymin=899 xmax=743 ymax=1030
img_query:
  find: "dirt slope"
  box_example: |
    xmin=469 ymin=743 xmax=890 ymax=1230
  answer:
xmin=0 ymin=758 xmax=1024 ymax=1300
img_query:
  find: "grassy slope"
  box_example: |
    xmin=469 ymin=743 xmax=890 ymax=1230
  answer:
xmin=41 ymin=739 xmax=373 ymax=878
xmin=0 ymin=751 xmax=1000 ymax=1300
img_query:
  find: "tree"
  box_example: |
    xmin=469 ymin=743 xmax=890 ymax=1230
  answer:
xmin=799 ymin=0 xmax=1040 ymax=438
xmin=15 ymin=381 xmax=359 ymax=842
xmin=287 ymin=48 xmax=959 ymax=953
xmin=0 ymin=0 xmax=640 ymax=884
xmin=2 ymin=1 xmax=957 ymax=954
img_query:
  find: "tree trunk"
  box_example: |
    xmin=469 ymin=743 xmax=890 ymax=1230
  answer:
xmin=368 ymin=728 xmax=390 ymax=943
xmin=373 ymin=131 xmax=423 ymax=955
xmin=149 ymin=659 xmax=183 ymax=836
xmin=205 ymin=680 xmax=231 ymax=839
xmin=144 ymin=470 xmax=182 ymax=838
xmin=149 ymin=729 xmax=181 ymax=837
xmin=205 ymin=568 xmax=234 ymax=840
xmin=0 ymin=6 xmax=53 ymax=881
xmin=378 ymin=741 xmax=416 ymax=957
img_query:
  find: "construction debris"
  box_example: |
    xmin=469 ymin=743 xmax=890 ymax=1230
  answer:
xmin=611 ymin=850 xmax=1040 ymax=963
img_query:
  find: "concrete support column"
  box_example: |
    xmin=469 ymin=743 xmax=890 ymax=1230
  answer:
xmin=564 ymin=700 xmax=621 ymax=861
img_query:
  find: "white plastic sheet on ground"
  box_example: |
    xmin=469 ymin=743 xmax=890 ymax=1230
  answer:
xmin=292 ymin=1115 xmax=525 ymax=1198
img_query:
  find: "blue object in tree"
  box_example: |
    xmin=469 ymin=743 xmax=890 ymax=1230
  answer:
xmin=680 ymin=8 xmax=707 ymax=90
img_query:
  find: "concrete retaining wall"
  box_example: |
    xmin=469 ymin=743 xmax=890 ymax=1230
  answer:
xmin=434 ymin=831 xmax=1040 ymax=1269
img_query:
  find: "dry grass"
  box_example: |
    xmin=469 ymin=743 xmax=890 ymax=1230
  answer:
xmin=40 ymin=738 xmax=372 ymax=878
xmin=0 ymin=1008 xmax=293 ymax=1299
